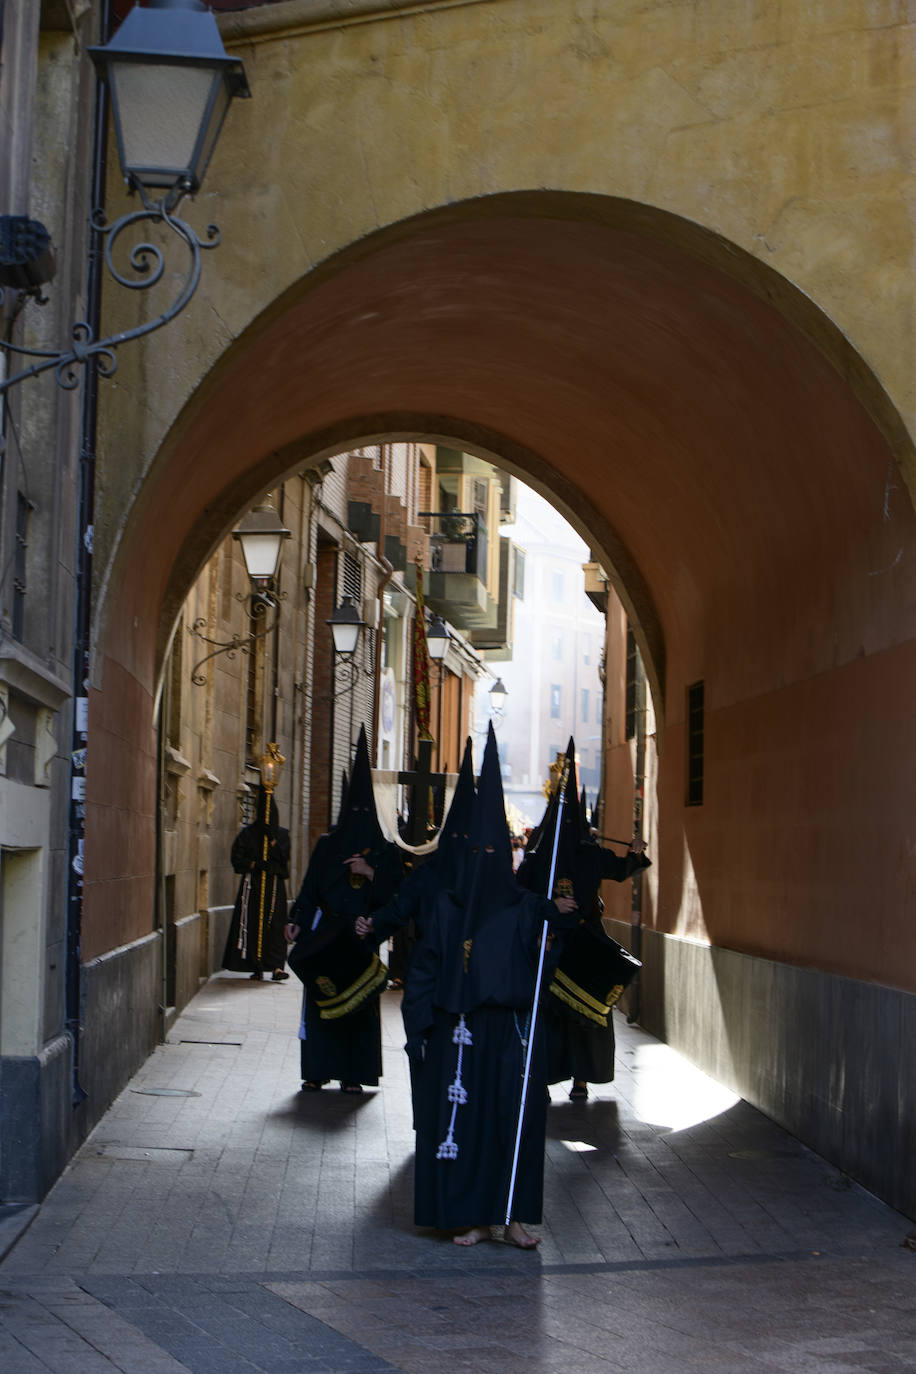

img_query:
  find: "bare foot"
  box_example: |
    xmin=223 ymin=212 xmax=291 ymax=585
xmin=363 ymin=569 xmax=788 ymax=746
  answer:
xmin=505 ymin=1221 xmax=541 ymax=1249
xmin=452 ymin=1225 xmax=493 ymax=1246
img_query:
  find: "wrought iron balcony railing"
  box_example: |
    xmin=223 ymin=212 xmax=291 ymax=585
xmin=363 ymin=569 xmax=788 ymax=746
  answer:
xmin=418 ymin=511 xmax=488 ymax=579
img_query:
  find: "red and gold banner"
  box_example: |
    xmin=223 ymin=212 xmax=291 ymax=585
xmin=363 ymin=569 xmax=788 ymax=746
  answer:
xmin=413 ymin=558 xmax=432 ymax=740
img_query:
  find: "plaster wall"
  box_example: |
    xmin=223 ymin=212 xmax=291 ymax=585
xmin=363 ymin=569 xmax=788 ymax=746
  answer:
xmin=94 ymin=0 xmax=916 ymax=553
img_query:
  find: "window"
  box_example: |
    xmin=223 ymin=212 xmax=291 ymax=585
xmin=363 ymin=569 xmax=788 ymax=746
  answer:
xmin=581 ymin=688 xmax=589 ymax=722
xmin=552 ymin=633 xmax=563 ymax=661
xmin=342 ymin=550 xmax=362 ymax=601
xmin=625 ymin=627 xmax=638 ymax=740
xmin=512 ymin=547 xmax=526 ymax=600
xmin=686 ymin=680 xmax=704 ymax=806
xmin=583 ymin=633 xmax=591 ymax=666
xmin=552 ymin=570 xmax=565 ymax=602
xmin=550 ymin=684 xmax=562 ymax=719
xmin=12 ymin=492 xmax=30 ymax=641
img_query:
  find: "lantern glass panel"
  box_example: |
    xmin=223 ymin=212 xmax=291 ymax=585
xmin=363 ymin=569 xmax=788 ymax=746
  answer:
xmin=109 ymin=60 xmax=223 ymax=187
xmin=238 ymin=531 xmax=283 ymax=581
xmin=331 ymin=619 xmax=361 ymax=656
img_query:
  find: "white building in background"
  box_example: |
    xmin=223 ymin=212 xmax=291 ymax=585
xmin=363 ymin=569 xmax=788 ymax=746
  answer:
xmin=479 ymin=486 xmax=605 ymax=829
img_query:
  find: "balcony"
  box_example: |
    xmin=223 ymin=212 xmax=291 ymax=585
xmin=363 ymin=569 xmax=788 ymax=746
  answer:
xmin=420 ymin=511 xmax=491 ymax=625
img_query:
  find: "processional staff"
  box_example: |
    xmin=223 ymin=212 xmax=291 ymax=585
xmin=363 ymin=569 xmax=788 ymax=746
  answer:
xmin=504 ymin=750 xmax=571 ymax=1226
xmin=255 ymin=742 xmax=285 ymax=962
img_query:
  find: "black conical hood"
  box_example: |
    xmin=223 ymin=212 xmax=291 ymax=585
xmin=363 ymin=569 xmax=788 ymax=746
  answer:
xmin=525 ymin=737 xmax=573 ymax=856
xmin=434 ymin=736 xmax=476 ymax=884
xmin=441 ymin=737 xmax=475 ymax=840
xmin=433 ymin=736 xmax=477 ymax=884
xmin=516 ymin=737 xmax=580 ymax=896
xmin=457 ymin=723 xmax=519 ymax=935
xmin=333 ymin=725 xmax=385 ymax=854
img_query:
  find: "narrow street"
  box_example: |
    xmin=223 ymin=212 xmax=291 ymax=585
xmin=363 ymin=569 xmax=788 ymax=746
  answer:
xmin=1 ymin=973 xmax=912 ymax=1372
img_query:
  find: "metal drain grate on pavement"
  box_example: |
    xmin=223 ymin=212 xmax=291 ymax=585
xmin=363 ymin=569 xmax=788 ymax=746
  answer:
xmin=91 ymin=1145 xmax=194 ymax=1162
xmin=175 ymin=1039 xmax=242 ymax=1047
xmin=130 ymin=1087 xmax=201 ymax=1097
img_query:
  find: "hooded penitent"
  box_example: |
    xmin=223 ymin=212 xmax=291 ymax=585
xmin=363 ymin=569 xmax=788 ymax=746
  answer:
xmin=222 ymin=785 xmax=290 ymax=974
xmin=516 ymin=737 xmax=590 ymax=906
xmin=288 ymin=722 xmax=404 ymax=932
xmin=424 ymin=724 xmax=536 ymax=1016
xmin=286 ymin=726 xmax=398 ymax=1017
xmin=325 ymin=725 xmax=387 ymax=861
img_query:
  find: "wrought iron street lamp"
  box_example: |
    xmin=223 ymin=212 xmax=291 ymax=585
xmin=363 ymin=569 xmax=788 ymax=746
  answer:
xmin=0 ymin=0 xmax=250 ymax=394
xmin=327 ymin=594 xmax=376 ymax=716
xmin=327 ymin=596 xmax=366 ymax=658
xmin=489 ymin=676 xmax=508 ymax=713
xmin=190 ymin=501 xmax=290 ymax=685
xmin=426 ymin=613 xmax=450 ymax=662
xmin=91 ymin=0 xmax=249 ymax=208
xmin=233 ymin=502 xmax=292 ymax=584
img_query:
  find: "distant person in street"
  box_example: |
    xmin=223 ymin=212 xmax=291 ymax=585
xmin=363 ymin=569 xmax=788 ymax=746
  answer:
xmin=222 ymin=785 xmax=291 ymax=983
xmin=402 ymin=724 xmax=577 ymax=1248
xmin=517 ymin=738 xmax=649 ymax=1101
xmin=285 ymin=725 xmax=405 ymax=1093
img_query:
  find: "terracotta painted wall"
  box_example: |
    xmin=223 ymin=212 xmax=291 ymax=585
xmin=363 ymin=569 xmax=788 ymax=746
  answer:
xmin=84 ymin=0 xmax=916 ymax=997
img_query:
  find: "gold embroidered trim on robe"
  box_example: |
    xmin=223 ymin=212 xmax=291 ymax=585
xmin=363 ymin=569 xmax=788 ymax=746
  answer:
xmin=314 ymin=953 xmax=387 ymax=1020
xmin=548 ymin=967 xmax=625 ymax=1028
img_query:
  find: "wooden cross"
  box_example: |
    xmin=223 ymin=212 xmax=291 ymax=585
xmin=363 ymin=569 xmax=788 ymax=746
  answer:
xmin=398 ymin=737 xmax=447 ymax=845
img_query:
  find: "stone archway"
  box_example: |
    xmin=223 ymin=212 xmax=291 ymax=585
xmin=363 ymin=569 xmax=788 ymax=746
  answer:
xmin=86 ymin=197 xmax=916 ymax=1215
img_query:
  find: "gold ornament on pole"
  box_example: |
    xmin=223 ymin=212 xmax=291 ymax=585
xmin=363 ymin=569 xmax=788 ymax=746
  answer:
xmin=260 ymin=742 xmax=285 ymax=794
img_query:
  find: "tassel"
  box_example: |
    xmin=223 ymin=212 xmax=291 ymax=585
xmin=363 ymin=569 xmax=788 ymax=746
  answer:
xmin=437 ymin=1013 xmax=471 ymax=1161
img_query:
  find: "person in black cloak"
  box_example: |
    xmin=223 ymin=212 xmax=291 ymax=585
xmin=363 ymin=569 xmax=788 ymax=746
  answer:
xmin=356 ymin=738 xmax=476 ymax=1122
xmin=517 ymin=736 xmax=650 ymax=1101
xmin=285 ymin=725 xmax=405 ymax=1092
xmin=222 ymin=785 xmax=291 ymax=982
xmin=402 ymin=723 xmax=577 ymax=1248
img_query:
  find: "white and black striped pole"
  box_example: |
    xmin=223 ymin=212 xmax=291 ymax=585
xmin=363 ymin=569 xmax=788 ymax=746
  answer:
xmin=504 ymin=753 xmax=570 ymax=1226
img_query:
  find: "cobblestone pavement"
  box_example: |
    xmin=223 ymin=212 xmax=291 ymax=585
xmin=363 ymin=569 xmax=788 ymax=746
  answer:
xmin=2 ymin=973 xmax=914 ymax=1372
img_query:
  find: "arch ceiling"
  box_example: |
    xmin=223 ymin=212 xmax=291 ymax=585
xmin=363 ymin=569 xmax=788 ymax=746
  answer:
xmin=101 ymin=197 xmax=914 ymax=706
xmin=92 ymin=197 xmax=916 ymax=985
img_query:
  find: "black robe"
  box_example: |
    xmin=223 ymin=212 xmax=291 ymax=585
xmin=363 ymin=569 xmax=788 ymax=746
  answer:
xmin=403 ymin=887 xmax=569 ymax=1229
xmin=530 ymin=844 xmax=649 ymax=1086
xmin=222 ymin=820 xmax=290 ymax=974
xmin=289 ymin=832 xmax=404 ymax=1085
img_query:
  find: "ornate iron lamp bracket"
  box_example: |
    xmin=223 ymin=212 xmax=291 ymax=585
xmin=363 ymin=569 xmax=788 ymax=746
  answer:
xmin=0 ymin=193 xmax=220 ymax=394
xmin=188 ymin=588 xmax=285 ymax=686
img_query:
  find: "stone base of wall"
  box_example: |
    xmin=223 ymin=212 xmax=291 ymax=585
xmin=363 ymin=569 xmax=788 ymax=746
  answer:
xmin=207 ymin=905 xmax=233 ymax=974
xmin=608 ymin=921 xmax=916 ymax=1221
xmin=0 ymin=1033 xmax=71 ymax=1202
xmin=172 ymin=913 xmax=203 ymax=1012
xmin=79 ymin=931 xmax=162 ymax=1136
